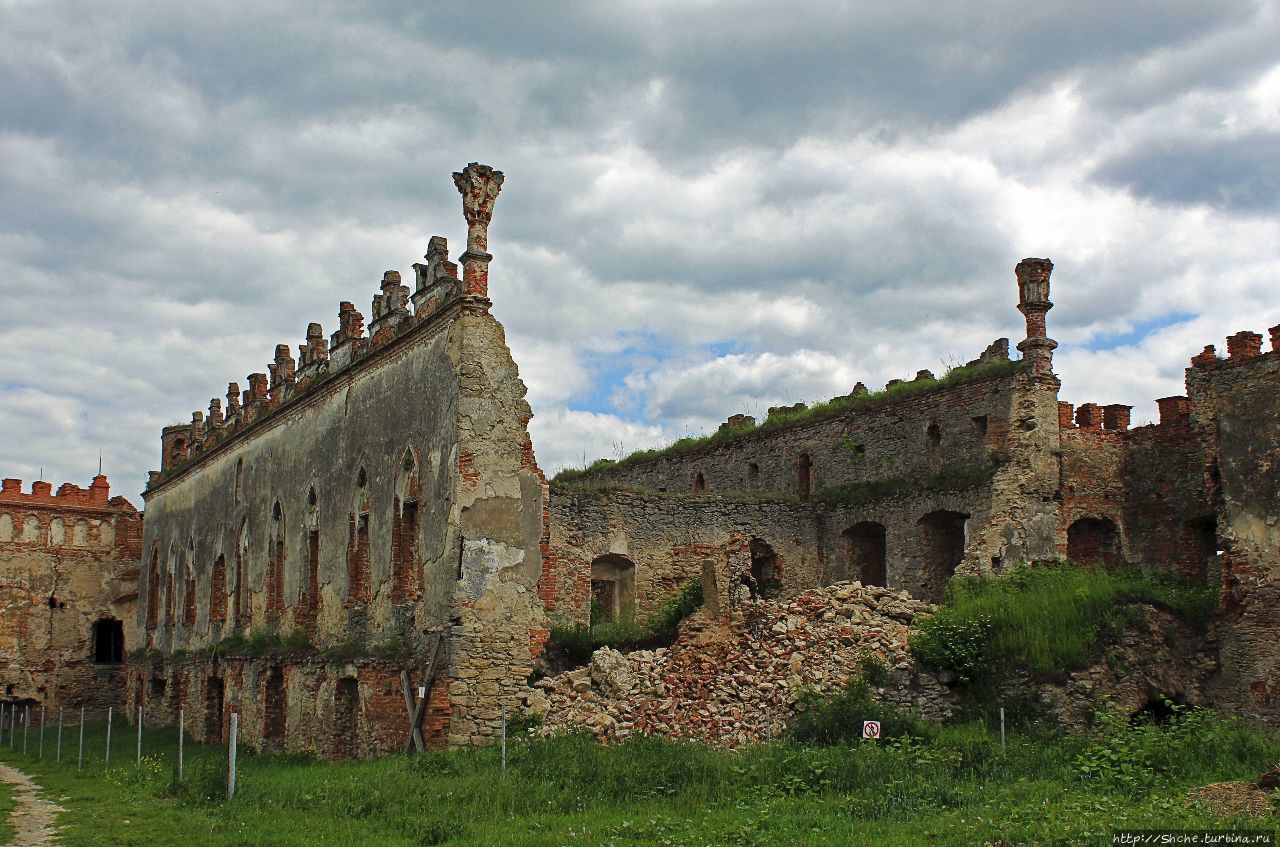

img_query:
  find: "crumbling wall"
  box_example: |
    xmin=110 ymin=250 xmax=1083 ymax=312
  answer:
xmin=0 ymin=475 xmax=140 ymax=715
xmin=1187 ymin=328 xmax=1280 ymax=723
xmin=134 ymin=164 xmax=547 ymax=751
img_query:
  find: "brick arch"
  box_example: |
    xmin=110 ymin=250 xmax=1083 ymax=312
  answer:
xmin=1067 ymin=516 xmax=1122 ymax=569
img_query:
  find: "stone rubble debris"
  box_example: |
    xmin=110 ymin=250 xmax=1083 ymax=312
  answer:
xmin=526 ymin=580 xmax=954 ymax=747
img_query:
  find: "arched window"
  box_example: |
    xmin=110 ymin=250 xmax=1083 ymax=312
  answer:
xmin=267 ymin=501 xmax=285 ymax=619
xmin=234 ymin=458 xmax=244 ymax=504
xmin=146 ymin=545 xmax=160 ymax=631
xmin=925 ymin=423 xmax=942 ymax=470
xmin=22 ymin=515 xmax=39 ymax=543
xmin=347 ymin=469 xmax=371 ymax=605
xmin=72 ymin=519 xmax=89 ymax=546
xmin=1067 ymin=517 xmax=1122 ymax=570
xmin=210 ymin=553 xmax=227 ymax=625
xmin=392 ymin=451 xmax=423 ymax=602
xmin=49 ymin=517 xmax=65 ymax=546
xmin=590 ymin=554 xmax=636 ymax=623
xmin=93 ymin=618 xmax=125 ymax=663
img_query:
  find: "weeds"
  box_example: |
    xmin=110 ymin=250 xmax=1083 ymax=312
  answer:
xmin=549 ymin=579 xmax=704 ymax=662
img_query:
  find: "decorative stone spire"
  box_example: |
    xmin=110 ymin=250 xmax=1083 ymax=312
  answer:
xmin=452 ymin=163 xmax=504 ymax=299
xmin=1014 ymin=258 xmax=1057 ymax=375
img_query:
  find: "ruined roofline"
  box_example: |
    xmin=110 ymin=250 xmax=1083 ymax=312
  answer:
xmin=144 ymin=295 xmax=487 ymax=499
xmin=147 ymin=163 xmax=506 ymax=497
xmin=553 ymin=349 xmax=1025 ymax=485
xmin=1188 ymin=324 xmax=1280 ymax=371
xmin=0 ymin=474 xmax=128 ymax=513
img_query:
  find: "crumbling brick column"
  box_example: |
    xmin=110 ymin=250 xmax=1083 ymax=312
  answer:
xmin=453 ymin=163 xmax=504 ymax=299
xmin=1015 ymin=258 xmax=1057 ymax=376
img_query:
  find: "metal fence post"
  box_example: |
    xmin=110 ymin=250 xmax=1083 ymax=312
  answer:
xmin=56 ymin=707 xmax=63 ymax=763
xmin=22 ymin=706 xmax=29 ymax=755
xmin=227 ymin=712 xmax=238 ymax=800
xmin=9 ymin=704 xmax=15 ymax=750
xmin=38 ymin=706 xmax=44 ymax=759
xmin=136 ymin=706 xmax=143 ymax=766
xmin=500 ymin=703 xmax=507 ymax=780
xmin=0 ymin=703 xmax=6 ymax=745
xmin=105 ymin=705 xmax=112 ymax=770
xmin=78 ymin=706 xmax=84 ymax=771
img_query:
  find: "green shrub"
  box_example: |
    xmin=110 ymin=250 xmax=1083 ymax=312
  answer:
xmin=910 ymin=564 xmax=1218 ymax=683
xmin=788 ymin=677 xmax=934 ymax=745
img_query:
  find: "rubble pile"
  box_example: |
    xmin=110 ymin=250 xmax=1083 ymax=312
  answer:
xmin=526 ymin=581 xmax=954 ymax=747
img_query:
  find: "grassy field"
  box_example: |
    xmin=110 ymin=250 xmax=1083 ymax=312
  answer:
xmin=0 ymin=704 xmax=1274 ymax=846
xmin=0 ymin=774 xmax=13 ymax=844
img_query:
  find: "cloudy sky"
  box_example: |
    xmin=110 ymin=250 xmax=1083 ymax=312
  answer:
xmin=2 ymin=1 xmax=1279 ymax=503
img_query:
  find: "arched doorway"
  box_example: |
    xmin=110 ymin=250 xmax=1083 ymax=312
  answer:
xmin=590 ymin=554 xmax=636 ymax=623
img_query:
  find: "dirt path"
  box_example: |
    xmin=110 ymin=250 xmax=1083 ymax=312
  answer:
xmin=0 ymin=762 xmax=63 ymax=846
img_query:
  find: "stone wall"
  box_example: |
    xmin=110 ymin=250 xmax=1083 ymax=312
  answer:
xmin=1187 ymin=328 xmax=1280 ymax=723
xmin=0 ymin=475 xmax=141 ymax=716
xmin=133 ymin=164 xmax=549 ymax=752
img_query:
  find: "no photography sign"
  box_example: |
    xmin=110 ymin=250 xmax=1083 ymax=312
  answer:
xmin=862 ymin=720 xmax=880 ymax=740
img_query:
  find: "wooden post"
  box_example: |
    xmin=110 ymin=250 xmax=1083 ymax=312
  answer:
xmin=0 ymin=703 xmax=6 ymax=745
xmin=78 ymin=706 xmax=84 ymax=770
xmin=178 ymin=708 xmax=184 ymax=782
xmin=38 ymin=706 xmax=44 ymax=759
xmin=1000 ymin=706 xmax=1006 ymax=752
xmin=402 ymin=633 xmax=443 ymax=753
xmin=136 ymin=705 xmax=143 ymax=765
xmin=500 ymin=702 xmax=507 ymax=780
xmin=56 ymin=707 xmax=63 ymax=763
xmin=105 ymin=705 xmax=112 ymax=769
xmin=227 ymin=713 xmax=238 ymax=800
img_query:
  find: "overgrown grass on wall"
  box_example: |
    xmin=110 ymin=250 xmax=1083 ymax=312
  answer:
xmin=549 ymin=579 xmax=705 ymax=663
xmin=551 ymin=357 xmax=1024 ymax=484
xmin=909 ymin=564 xmax=1219 ymax=684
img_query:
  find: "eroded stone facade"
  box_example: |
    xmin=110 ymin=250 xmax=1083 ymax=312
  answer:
xmin=0 ymin=475 xmax=141 ymax=716
xmin=130 ymin=164 xmax=550 ymax=754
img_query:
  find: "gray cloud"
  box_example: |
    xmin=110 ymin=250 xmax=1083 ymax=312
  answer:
xmin=2 ymin=0 xmax=1280 ymax=497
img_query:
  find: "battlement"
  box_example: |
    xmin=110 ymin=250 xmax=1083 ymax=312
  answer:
xmin=1190 ymin=324 xmax=1280 ymax=370
xmin=1057 ymin=402 xmax=1132 ymax=433
xmin=151 ymin=164 xmax=505 ymax=483
xmin=0 ymin=474 xmax=115 ymax=510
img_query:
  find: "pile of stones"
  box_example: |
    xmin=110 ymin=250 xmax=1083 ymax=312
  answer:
xmin=525 ymin=581 xmax=954 ymax=747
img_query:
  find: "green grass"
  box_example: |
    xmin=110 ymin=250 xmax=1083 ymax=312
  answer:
xmin=551 ymin=358 xmax=1024 ymax=484
xmin=813 ymin=458 xmax=1004 ymax=507
xmin=0 ymin=703 xmax=1273 ymax=846
xmin=0 ymin=776 xmax=13 ymax=844
xmin=910 ymin=564 xmax=1220 ymax=683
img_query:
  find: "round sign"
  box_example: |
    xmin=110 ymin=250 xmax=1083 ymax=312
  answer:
xmin=862 ymin=720 xmax=881 ymax=739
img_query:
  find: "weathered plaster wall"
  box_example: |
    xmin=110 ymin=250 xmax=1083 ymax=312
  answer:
xmin=134 ymin=164 xmax=548 ymax=751
xmin=0 ymin=476 xmax=140 ymax=715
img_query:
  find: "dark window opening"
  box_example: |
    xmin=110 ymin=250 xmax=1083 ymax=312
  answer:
xmin=356 ymin=467 xmax=367 ymax=488
xmin=47 ymin=594 xmax=57 ymax=609
xmin=796 ymin=454 xmax=813 ymax=500
xmin=205 ymin=677 xmax=224 ymax=742
xmin=1130 ymin=695 xmax=1187 ymax=726
xmin=93 ymin=618 xmax=125 ymax=663
xmin=1067 ymin=517 xmax=1122 ymax=570
xmin=149 ymin=676 xmax=167 ymax=701
xmin=747 ymin=463 xmax=760 ymax=486
xmin=747 ymin=538 xmax=782 ymax=600
xmin=917 ymin=510 xmax=968 ymax=602
xmin=925 ymin=424 xmax=942 ymax=469
xmin=234 ymin=458 xmax=243 ymax=503
xmin=843 ymin=522 xmax=887 ymax=588
xmin=210 ymin=554 xmax=227 ymax=624
xmin=307 ymin=486 xmax=317 ymax=507
xmin=972 ymin=416 xmax=988 ymax=437
xmin=1180 ymin=516 xmax=1217 ymax=586
xmin=692 ymin=472 xmax=706 ymax=493
xmin=333 ymin=678 xmax=359 ymax=760
xmin=263 ymin=669 xmax=286 ymax=744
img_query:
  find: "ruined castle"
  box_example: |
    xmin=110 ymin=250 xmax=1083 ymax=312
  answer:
xmin=4 ymin=163 xmax=1277 ymax=756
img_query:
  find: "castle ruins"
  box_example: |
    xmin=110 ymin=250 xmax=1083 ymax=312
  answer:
xmin=3 ymin=163 xmax=1278 ymax=755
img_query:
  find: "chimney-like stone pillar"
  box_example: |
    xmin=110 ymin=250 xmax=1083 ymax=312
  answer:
xmin=1015 ymin=257 xmax=1057 ymax=375
xmin=453 ymin=163 xmax=504 ymax=299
